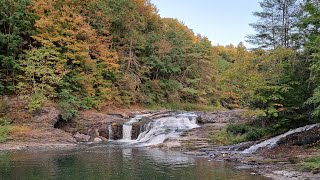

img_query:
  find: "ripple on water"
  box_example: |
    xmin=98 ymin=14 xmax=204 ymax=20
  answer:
xmin=0 ymin=144 xmax=266 ymax=180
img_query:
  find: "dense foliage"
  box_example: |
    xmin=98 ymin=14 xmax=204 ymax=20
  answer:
xmin=0 ymin=0 xmax=319 ymax=130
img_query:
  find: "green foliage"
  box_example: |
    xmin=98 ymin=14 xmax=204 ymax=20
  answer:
xmin=20 ymin=47 xmax=63 ymax=95
xmin=301 ymin=0 xmax=320 ymax=118
xmin=246 ymin=0 xmax=300 ymax=49
xmin=0 ymin=0 xmax=35 ymax=93
xmin=301 ymin=157 xmax=320 ymax=172
xmin=226 ymin=124 xmax=269 ymax=142
xmin=58 ymin=90 xmax=79 ymax=121
xmin=210 ymin=123 xmax=269 ymax=145
xmin=0 ymin=0 xmax=318 ymax=137
xmin=27 ymin=92 xmax=46 ymax=113
xmin=210 ymin=128 xmax=242 ymax=145
xmin=0 ymin=118 xmax=10 ymax=143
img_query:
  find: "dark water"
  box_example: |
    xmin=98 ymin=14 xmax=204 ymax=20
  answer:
xmin=0 ymin=144 xmax=265 ymax=180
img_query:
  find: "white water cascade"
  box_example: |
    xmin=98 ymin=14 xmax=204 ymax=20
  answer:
xmin=242 ymin=124 xmax=319 ymax=154
xmin=122 ymin=114 xmax=150 ymax=140
xmin=121 ymin=112 xmax=199 ymax=146
xmin=108 ymin=125 xmax=113 ymax=140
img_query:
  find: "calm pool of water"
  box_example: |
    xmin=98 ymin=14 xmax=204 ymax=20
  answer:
xmin=0 ymin=144 xmax=265 ymax=180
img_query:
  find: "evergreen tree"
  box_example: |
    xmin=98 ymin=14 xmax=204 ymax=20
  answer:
xmin=247 ymin=0 xmax=300 ymax=49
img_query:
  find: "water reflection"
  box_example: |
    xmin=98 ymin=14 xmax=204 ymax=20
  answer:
xmin=0 ymin=144 xmax=265 ymax=180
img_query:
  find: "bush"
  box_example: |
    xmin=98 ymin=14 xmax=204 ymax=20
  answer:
xmin=27 ymin=92 xmax=46 ymax=112
xmin=0 ymin=98 xmax=9 ymax=114
xmin=226 ymin=123 xmax=269 ymax=143
xmin=58 ymin=90 xmax=79 ymax=121
xmin=210 ymin=128 xmax=245 ymax=145
xmin=0 ymin=118 xmax=11 ymax=143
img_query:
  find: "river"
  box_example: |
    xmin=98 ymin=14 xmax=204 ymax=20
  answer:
xmin=0 ymin=143 xmax=266 ymax=180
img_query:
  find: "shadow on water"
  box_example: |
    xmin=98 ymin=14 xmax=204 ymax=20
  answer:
xmin=0 ymin=144 xmax=265 ymax=180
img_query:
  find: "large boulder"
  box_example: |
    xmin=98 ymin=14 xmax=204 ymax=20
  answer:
xmin=278 ymin=125 xmax=320 ymax=146
xmin=73 ymin=133 xmax=90 ymax=142
xmin=33 ymin=107 xmax=60 ymax=126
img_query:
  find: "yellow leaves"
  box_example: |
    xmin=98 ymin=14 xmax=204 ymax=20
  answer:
xmin=155 ymin=39 xmax=172 ymax=59
xmin=27 ymin=0 xmax=120 ymax=104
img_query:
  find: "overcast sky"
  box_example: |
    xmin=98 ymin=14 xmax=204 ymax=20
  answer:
xmin=151 ymin=0 xmax=261 ymax=47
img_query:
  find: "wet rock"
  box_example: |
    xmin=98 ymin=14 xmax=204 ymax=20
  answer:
xmin=98 ymin=128 xmax=109 ymax=139
xmin=278 ymin=125 xmax=320 ymax=146
xmin=184 ymin=151 xmax=207 ymax=156
xmin=230 ymin=141 xmax=259 ymax=151
xmin=208 ymin=152 xmax=216 ymax=158
xmin=73 ymin=133 xmax=90 ymax=142
xmin=88 ymin=128 xmax=99 ymax=138
xmin=112 ymin=123 xmax=123 ymax=140
xmin=225 ymin=157 xmax=241 ymax=163
xmin=131 ymin=118 xmax=153 ymax=140
xmin=131 ymin=123 xmax=140 ymax=140
xmin=92 ymin=137 xmax=102 ymax=143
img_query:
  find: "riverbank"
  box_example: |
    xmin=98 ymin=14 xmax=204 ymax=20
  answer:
xmin=1 ymin=102 xmax=320 ymax=179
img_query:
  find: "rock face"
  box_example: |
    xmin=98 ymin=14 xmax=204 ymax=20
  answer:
xmin=196 ymin=110 xmax=248 ymax=124
xmin=131 ymin=118 xmax=153 ymax=140
xmin=111 ymin=123 xmax=123 ymax=140
xmin=278 ymin=125 xmax=320 ymax=146
xmin=98 ymin=128 xmax=109 ymax=139
xmin=34 ymin=107 xmax=60 ymax=127
xmin=54 ymin=110 xmax=128 ymax=142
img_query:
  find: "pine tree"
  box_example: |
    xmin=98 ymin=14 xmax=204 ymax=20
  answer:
xmin=247 ymin=0 xmax=300 ymax=49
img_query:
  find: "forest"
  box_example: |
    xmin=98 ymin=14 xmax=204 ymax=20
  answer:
xmin=0 ymin=0 xmax=319 ymax=141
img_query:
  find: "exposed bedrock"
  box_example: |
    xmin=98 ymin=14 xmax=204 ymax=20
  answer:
xmin=278 ymin=125 xmax=320 ymax=146
xmin=196 ymin=109 xmax=249 ymax=124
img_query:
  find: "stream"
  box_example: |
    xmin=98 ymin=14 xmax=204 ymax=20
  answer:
xmin=0 ymin=144 xmax=265 ymax=180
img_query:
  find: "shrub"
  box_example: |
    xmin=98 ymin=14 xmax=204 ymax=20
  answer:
xmin=0 ymin=118 xmax=11 ymax=143
xmin=0 ymin=98 xmax=9 ymax=114
xmin=27 ymin=92 xmax=46 ymax=112
xmin=58 ymin=90 xmax=79 ymax=121
xmin=226 ymin=123 xmax=269 ymax=143
xmin=209 ymin=129 xmax=245 ymax=145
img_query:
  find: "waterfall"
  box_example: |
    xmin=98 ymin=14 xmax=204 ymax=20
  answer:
xmin=108 ymin=125 xmax=113 ymax=140
xmin=242 ymin=124 xmax=319 ymax=154
xmin=134 ymin=113 xmax=199 ymax=146
xmin=122 ymin=114 xmax=150 ymax=141
xmin=119 ymin=112 xmax=199 ymax=146
xmin=123 ymin=124 xmax=133 ymax=140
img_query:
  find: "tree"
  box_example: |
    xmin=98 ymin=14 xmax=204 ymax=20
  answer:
xmin=302 ymin=0 xmax=320 ymax=117
xmin=18 ymin=47 xmax=64 ymax=112
xmin=247 ymin=0 xmax=300 ymax=49
xmin=0 ymin=0 xmax=35 ymax=93
xmin=30 ymin=0 xmax=119 ymax=109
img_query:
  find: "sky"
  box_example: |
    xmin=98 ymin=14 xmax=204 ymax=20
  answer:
xmin=151 ymin=0 xmax=261 ymax=47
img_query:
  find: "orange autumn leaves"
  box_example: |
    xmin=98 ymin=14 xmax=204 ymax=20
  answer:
xmin=31 ymin=0 xmax=118 ymax=101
